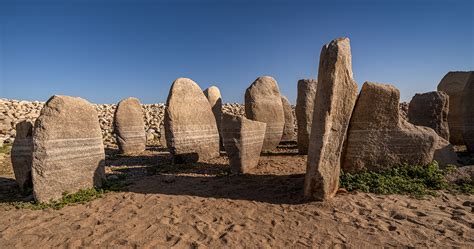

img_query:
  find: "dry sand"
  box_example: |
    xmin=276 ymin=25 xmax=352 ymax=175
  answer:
xmin=0 ymin=144 xmax=473 ymax=248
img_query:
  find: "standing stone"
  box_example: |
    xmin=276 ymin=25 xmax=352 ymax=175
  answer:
xmin=32 ymin=95 xmax=105 ymax=202
xmin=437 ymin=71 xmax=473 ymax=145
xmin=296 ymin=79 xmax=318 ymax=154
xmin=114 ymin=97 xmax=146 ymax=154
xmin=222 ymin=113 xmax=266 ymax=174
xmin=408 ymin=91 xmax=450 ymax=140
xmin=342 ymin=82 xmax=438 ymax=173
xmin=159 ymin=125 xmax=167 ymax=148
xmin=11 ymin=120 xmax=34 ymax=191
xmin=462 ymin=73 xmax=474 ymax=153
xmin=164 ymin=78 xmax=220 ymax=162
xmin=304 ymin=38 xmax=358 ymax=201
xmin=245 ymin=76 xmax=285 ymax=152
xmin=203 ymin=86 xmax=223 ymax=148
xmin=280 ymin=96 xmax=295 ymax=142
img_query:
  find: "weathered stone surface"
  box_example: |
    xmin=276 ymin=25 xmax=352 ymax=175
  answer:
xmin=304 ymin=38 xmax=358 ymax=201
xmin=437 ymin=71 xmax=473 ymax=145
xmin=32 ymin=95 xmax=105 ymax=202
xmin=343 ymin=82 xmax=438 ymax=173
xmin=280 ymin=96 xmax=294 ymax=142
xmin=295 ymin=79 xmax=317 ymax=154
xmin=408 ymin=91 xmax=450 ymax=140
xmin=204 ymin=86 xmax=223 ymax=149
xmin=159 ymin=125 xmax=167 ymax=148
xmin=222 ymin=113 xmax=266 ymax=173
xmin=245 ymin=76 xmax=284 ymax=152
xmin=433 ymin=137 xmax=460 ymax=167
xmin=462 ymin=73 xmax=474 ymax=153
xmin=11 ymin=120 xmax=34 ymax=191
xmin=114 ymin=97 xmax=146 ymax=154
xmin=164 ymin=78 xmax=220 ymax=162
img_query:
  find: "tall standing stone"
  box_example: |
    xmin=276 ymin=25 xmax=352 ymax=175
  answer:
xmin=114 ymin=97 xmax=146 ymax=154
xmin=203 ymin=86 xmax=223 ymax=148
xmin=221 ymin=113 xmax=266 ymax=174
xmin=164 ymin=78 xmax=220 ymax=162
xmin=245 ymin=76 xmax=285 ymax=152
xmin=462 ymin=73 xmax=474 ymax=153
xmin=342 ymin=82 xmax=438 ymax=173
xmin=32 ymin=95 xmax=105 ymax=202
xmin=437 ymin=71 xmax=473 ymax=145
xmin=304 ymin=38 xmax=358 ymax=201
xmin=280 ymin=96 xmax=295 ymax=142
xmin=408 ymin=91 xmax=450 ymax=140
xmin=11 ymin=120 xmax=34 ymax=191
xmin=296 ymin=79 xmax=318 ymax=154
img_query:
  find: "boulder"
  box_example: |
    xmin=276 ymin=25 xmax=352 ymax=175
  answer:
xmin=295 ymin=79 xmax=317 ymax=154
xmin=304 ymin=38 xmax=358 ymax=201
xmin=280 ymin=95 xmax=295 ymax=142
xmin=245 ymin=76 xmax=285 ymax=152
xmin=221 ymin=113 xmax=266 ymax=173
xmin=164 ymin=78 xmax=220 ymax=162
xmin=114 ymin=97 xmax=146 ymax=154
xmin=462 ymin=73 xmax=474 ymax=153
xmin=203 ymin=86 xmax=223 ymax=148
xmin=408 ymin=91 xmax=450 ymax=140
xmin=342 ymin=82 xmax=438 ymax=173
xmin=11 ymin=120 xmax=34 ymax=191
xmin=437 ymin=71 xmax=473 ymax=144
xmin=32 ymin=95 xmax=105 ymax=202
xmin=433 ymin=137 xmax=460 ymax=167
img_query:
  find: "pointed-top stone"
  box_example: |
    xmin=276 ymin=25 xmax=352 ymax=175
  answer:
xmin=245 ymin=76 xmax=285 ymax=152
xmin=304 ymin=37 xmax=358 ymax=201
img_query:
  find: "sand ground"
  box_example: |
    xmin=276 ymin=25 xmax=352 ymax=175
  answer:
xmin=0 ymin=144 xmax=473 ymax=248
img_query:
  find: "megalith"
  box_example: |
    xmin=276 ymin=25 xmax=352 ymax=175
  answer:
xmin=164 ymin=78 xmax=220 ymax=162
xmin=245 ymin=76 xmax=285 ymax=152
xmin=304 ymin=38 xmax=358 ymax=201
xmin=437 ymin=71 xmax=473 ymax=144
xmin=11 ymin=120 xmax=34 ymax=191
xmin=295 ymin=79 xmax=317 ymax=154
xmin=342 ymin=82 xmax=438 ymax=173
xmin=280 ymin=95 xmax=295 ymax=142
xmin=221 ymin=113 xmax=266 ymax=174
xmin=203 ymin=86 xmax=223 ymax=148
xmin=462 ymin=73 xmax=474 ymax=153
xmin=32 ymin=95 xmax=105 ymax=202
xmin=407 ymin=91 xmax=450 ymax=140
xmin=114 ymin=97 xmax=146 ymax=154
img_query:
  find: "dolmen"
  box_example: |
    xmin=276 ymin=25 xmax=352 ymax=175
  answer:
xmin=295 ymin=79 xmax=317 ymax=154
xmin=280 ymin=95 xmax=295 ymax=142
xmin=463 ymin=73 xmax=474 ymax=153
xmin=343 ymin=82 xmax=441 ymax=173
xmin=221 ymin=113 xmax=266 ymax=173
xmin=203 ymin=86 xmax=223 ymax=148
xmin=304 ymin=37 xmax=358 ymax=201
xmin=114 ymin=97 xmax=146 ymax=154
xmin=32 ymin=95 xmax=105 ymax=202
xmin=11 ymin=120 xmax=34 ymax=191
xmin=245 ymin=76 xmax=285 ymax=152
xmin=164 ymin=78 xmax=220 ymax=163
xmin=408 ymin=91 xmax=450 ymax=140
xmin=437 ymin=71 xmax=473 ymax=145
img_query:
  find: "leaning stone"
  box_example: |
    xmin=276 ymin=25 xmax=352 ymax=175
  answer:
xmin=304 ymin=38 xmax=358 ymax=201
xmin=437 ymin=71 xmax=473 ymax=144
xmin=245 ymin=76 xmax=285 ymax=152
xmin=462 ymin=73 xmax=474 ymax=153
xmin=295 ymin=79 xmax=317 ymax=154
xmin=32 ymin=95 xmax=105 ymax=202
xmin=114 ymin=97 xmax=146 ymax=154
xmin=280 ymin=95 xmax=295 ymax=142
xmin=408 ymin=91 xmax=450 ymax=140
xmin=342 ymin=82 xmax=438 ymax=173
xmin=164 ymin=78 xmax=220 ymax=162
xmin=11 ymin=120 xmax=34 ymax=191
xmin=203 ymin=86 xmax=223 ymax=148
xmin=222 ymin=113 xmax=266 ymax=174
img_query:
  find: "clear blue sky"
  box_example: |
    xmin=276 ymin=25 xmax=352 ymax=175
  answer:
xmin=0 ymin=0 xmax=472 ymax=104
